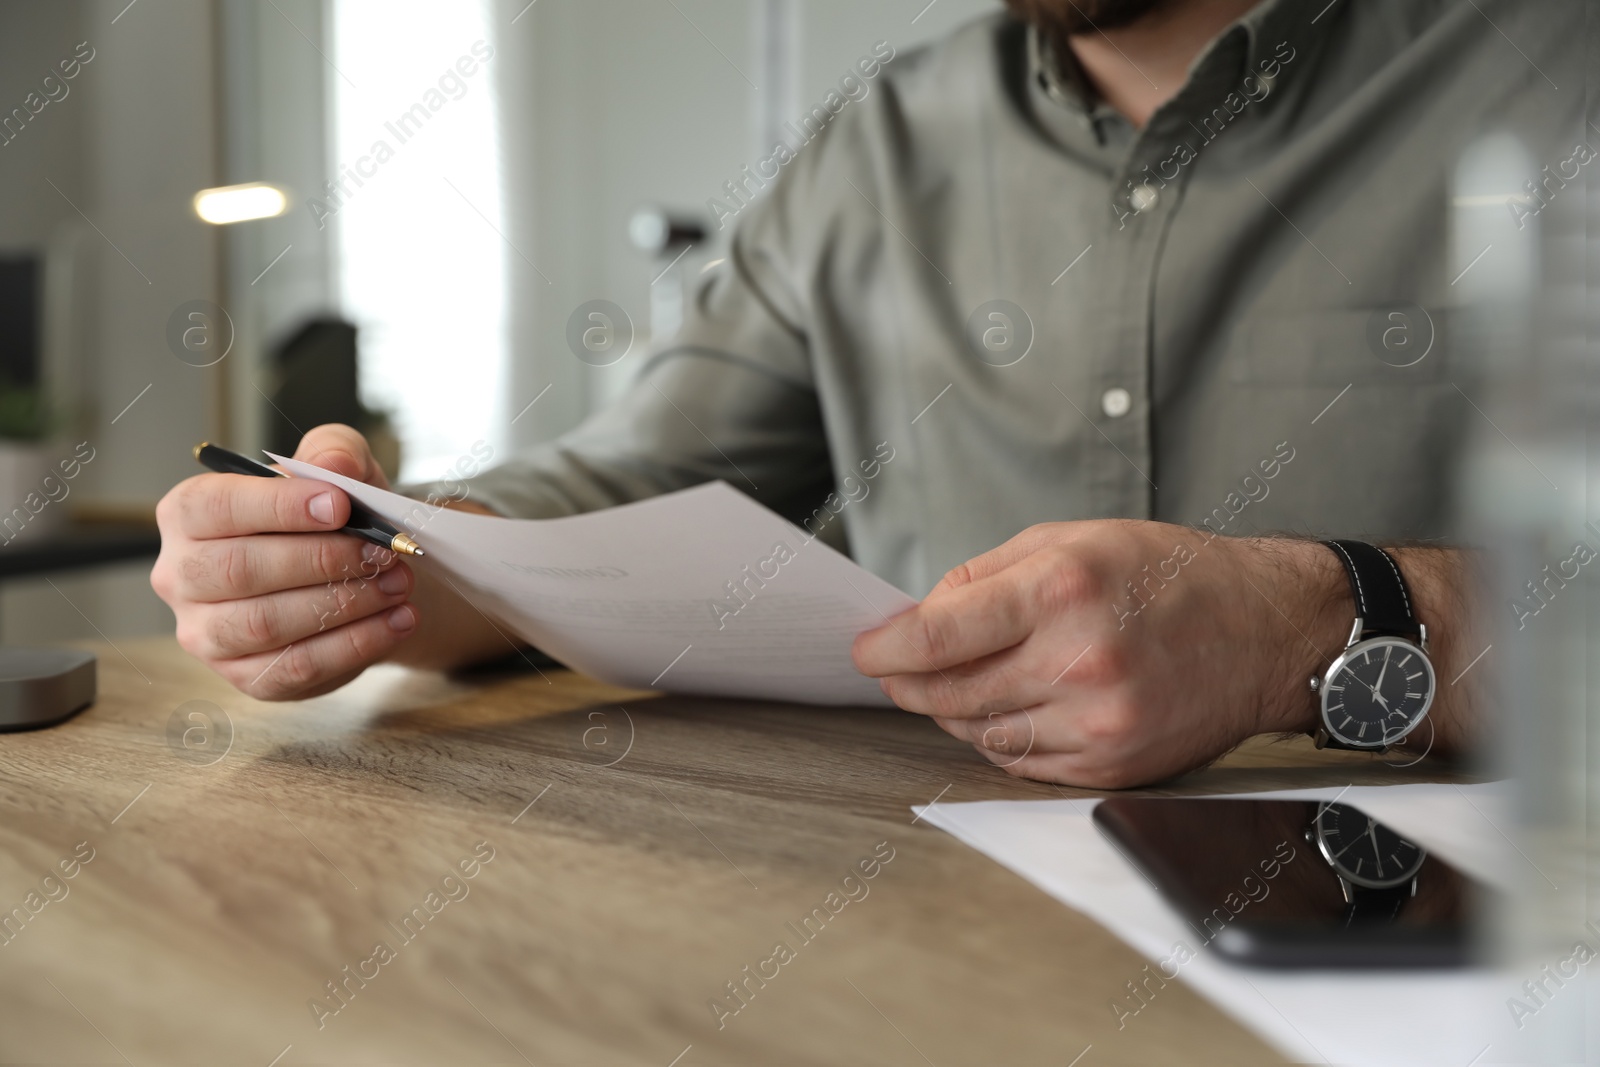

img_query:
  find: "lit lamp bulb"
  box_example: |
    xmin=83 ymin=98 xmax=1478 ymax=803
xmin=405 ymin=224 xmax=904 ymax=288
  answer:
xmin=193 ymin=183 xmax=288 ymax=225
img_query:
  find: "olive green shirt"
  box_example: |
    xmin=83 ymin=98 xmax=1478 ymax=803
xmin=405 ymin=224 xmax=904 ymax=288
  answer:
xmin=431 ymin=0 xmax=1581 ymax=597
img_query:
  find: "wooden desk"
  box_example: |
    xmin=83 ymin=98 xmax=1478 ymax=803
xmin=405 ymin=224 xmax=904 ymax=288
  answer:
xmin=0 ymin=639 xmax=1478 ymax=1065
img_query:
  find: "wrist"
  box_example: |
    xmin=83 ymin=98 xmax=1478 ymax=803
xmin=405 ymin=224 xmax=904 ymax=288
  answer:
xmin=1235 ymin=537 xmax=1351 ymax=736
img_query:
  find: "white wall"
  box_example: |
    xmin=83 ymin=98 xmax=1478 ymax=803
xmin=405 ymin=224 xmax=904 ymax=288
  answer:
xmin=0 ymin=0 xmax=223 ymax=640
xmin=220 ymin=0 xmax=339 ymax=455
xmin=491 ymin=0 xmax=997 ymax=451
xmin=77 ymin=0 xmax=221 ymax=507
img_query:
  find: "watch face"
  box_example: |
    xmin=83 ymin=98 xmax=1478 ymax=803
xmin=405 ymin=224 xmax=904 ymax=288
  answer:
xmin=1312 ymin=802 xmax=1427 ymax=888
xmin=1321 ymin=636 xmax=1434 ymax=749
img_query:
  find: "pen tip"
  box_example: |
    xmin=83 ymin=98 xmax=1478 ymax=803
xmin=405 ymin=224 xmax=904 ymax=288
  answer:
xmin=391 ymin=533 xmax=424 ymax=558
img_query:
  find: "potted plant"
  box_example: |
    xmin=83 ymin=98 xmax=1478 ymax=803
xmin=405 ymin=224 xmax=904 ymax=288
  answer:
xmin=0 ymin=377 xmax=65 ymax=545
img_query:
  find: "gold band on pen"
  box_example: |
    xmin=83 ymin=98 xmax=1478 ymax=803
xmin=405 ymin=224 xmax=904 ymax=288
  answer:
xmin=391 ymin=533 xmax=425 ymax=557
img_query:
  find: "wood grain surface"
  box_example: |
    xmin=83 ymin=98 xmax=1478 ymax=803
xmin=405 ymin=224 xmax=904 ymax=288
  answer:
xmin=0 ymin=639 xmax=1480 ymax=1065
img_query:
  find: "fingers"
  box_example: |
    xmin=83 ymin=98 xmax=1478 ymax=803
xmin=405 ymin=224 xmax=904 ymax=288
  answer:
xmin=853 ymin=570 xmax=1038 ymax=676
xmin=158 ymin=472 xmax=352 ymax=541
xmin=214 ymin=603 xmax=418 ymax=701
xmin=932 ymin=714 xmax=1150 ymax=789
xmin=151 ymin=421 xmax=404 ymax=702
xmin=881 ymin=636 xmax=1111 ymax=719
xmin=977 ymin=750 xmax=1105 ymax=787
xmin=178 ymin=562 xmax=414 ymax=660
xmin=170 ymin=534 xmax=398 ymax=603
xmin=881 ymin=652 xmax=1046 ymax=719
xmin=932 ymin=708 xmax=1088 ymax=760
xmin=293 ymin=424 xmax=389 ymax=489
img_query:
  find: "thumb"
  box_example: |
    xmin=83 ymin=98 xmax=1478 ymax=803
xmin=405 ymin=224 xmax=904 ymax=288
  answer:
xmin=292 ymin=423 xmax=390 ymax=490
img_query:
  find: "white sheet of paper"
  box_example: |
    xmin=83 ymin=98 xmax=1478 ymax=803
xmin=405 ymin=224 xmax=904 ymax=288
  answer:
xmin=273 ymin=457 xmax=916 ymax=705
xmin=914 ymin=783 xmax=1587 ymax=1066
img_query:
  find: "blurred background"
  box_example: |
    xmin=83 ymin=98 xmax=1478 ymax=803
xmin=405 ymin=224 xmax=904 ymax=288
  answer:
xmin=0 ymin=0 xmax=996 ymax=643
xmin=0 ymin=0 xmax=1594 ymax=1057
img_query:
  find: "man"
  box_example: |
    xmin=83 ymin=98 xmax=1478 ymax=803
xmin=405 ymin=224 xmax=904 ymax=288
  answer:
xmin=151 ymin=0 xmax=1577 ymax=787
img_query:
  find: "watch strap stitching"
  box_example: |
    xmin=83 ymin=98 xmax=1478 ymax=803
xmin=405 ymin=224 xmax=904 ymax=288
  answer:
xmin=1324 ymin=540 xmax=1370 ymax=619
xmin=1376 ymin=546 xmax=1414 ymax=619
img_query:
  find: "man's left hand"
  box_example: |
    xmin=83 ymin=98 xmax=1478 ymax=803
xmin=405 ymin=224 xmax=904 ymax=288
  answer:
xmin=851 ymin=520 xmax=1349 ymax=788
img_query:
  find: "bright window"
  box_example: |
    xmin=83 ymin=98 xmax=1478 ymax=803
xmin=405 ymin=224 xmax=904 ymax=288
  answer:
xmin=328 ymin=0 xmax=507 ymax=482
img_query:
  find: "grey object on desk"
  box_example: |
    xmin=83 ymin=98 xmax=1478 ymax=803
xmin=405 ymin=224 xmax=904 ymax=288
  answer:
xmin=0 ymin=647 xmax=96 ymax=731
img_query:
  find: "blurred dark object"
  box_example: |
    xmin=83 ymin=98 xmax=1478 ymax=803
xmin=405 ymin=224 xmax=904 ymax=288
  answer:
xmin=0 ymin=521 xmax=160 ymax=580
xmin=263 ymin=318 xmax=400 ymax=479
xmin=452 ymin=645 xmax=563 ymax=678
xmin=0 ymin=646 xmax=97 ymax=732
xmin=628 ymin=206 xmax=707 ymax=255
xmin=0 ymin=256 xmax=46 ymax=440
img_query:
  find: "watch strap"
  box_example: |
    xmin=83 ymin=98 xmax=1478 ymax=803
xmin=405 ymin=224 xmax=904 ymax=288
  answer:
xmin=1320 ymin=540 xmax=1420 ymax=641
xmin=1340 ymin=882 xmax=1411 ymax=926
xmin=1316 ymin=727 xmax=1367 ymax=752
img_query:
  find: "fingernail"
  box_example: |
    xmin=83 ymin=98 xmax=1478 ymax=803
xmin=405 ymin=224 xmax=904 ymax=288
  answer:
xmin=309 ymin=492 xmax=335 ymax=524
xmin=378 ymin=570 xmax=408 ymax=596
xmin=387 ymin=605 xmax=416 ymax=632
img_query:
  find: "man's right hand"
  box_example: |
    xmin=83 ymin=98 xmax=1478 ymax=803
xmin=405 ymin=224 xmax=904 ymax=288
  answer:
xmin=151 ymin=424 xmax=419 ymax=700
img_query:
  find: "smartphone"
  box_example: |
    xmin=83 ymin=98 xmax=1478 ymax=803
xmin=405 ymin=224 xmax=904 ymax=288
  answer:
xmin=1092 ymin=797 xmax=1489 ymax=968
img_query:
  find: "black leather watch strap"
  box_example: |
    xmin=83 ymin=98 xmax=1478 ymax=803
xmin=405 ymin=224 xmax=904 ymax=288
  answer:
xmin=1340 ymin=883 xmax=1411 ymax=926
xmin=1320 ymin=540 xmax=1420 ymax=641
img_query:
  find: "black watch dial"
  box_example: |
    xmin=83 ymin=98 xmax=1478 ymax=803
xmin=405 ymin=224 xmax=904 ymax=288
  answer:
xmin=1312 ymin=802 xmax=1427 ymax=888
xmin=1321 ymin=636 xmax=1435 ymax=748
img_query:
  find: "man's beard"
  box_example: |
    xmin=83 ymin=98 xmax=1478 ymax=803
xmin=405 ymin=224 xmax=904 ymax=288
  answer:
xmin=1002 ymin=0 xmax=1171 ymax=38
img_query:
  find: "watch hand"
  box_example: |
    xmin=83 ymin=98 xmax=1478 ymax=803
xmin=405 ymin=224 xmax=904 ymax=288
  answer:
xmin=1366 ymin=822 xmax=1384 ymax=868
xmin=1375 ymin=646 xmax=1391 ymax=695
xmin=1349 ymin=672 xmax=1390 ymax=709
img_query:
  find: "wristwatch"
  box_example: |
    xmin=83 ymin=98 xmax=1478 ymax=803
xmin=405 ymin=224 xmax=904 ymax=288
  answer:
xmin=1309 ymin=540 xmax=1435 ymax=751
xmin=1306 ymin=802 xmax=1425 ymax=925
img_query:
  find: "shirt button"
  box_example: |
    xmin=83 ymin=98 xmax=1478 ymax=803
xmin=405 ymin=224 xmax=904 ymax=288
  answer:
xmin=1129 ymin=183 xmax=1160 ymax=213
xmin=1101 ymin=387 xmax=1132 ymax=418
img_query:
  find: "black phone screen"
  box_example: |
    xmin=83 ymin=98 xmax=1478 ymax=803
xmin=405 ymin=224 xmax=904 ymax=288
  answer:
xmin=1092 ymin=797 xmax=1488 ymax=969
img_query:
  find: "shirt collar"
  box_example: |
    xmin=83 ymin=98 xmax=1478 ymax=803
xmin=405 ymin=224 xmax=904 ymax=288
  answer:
xmin=1028 ymin=23 xmax=1099 ymax=118
xmin=1026 ymin=0 xmax=1309 ymax=122
xmin=1027 ymin=22 xmax=1127 ymax=144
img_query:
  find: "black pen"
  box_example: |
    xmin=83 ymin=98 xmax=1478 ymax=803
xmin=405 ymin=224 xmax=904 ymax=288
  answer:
xmin=193 ymin=442 xmax=424 ymax=558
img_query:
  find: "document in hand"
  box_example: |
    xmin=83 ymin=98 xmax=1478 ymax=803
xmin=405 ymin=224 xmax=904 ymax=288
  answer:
xmin=274 ymin=457 xmax=918 ymax=706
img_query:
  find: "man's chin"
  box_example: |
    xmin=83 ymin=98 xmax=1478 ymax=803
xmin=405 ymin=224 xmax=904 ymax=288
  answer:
xmin=1002 ymin=0 xmax=1171 ymax=37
